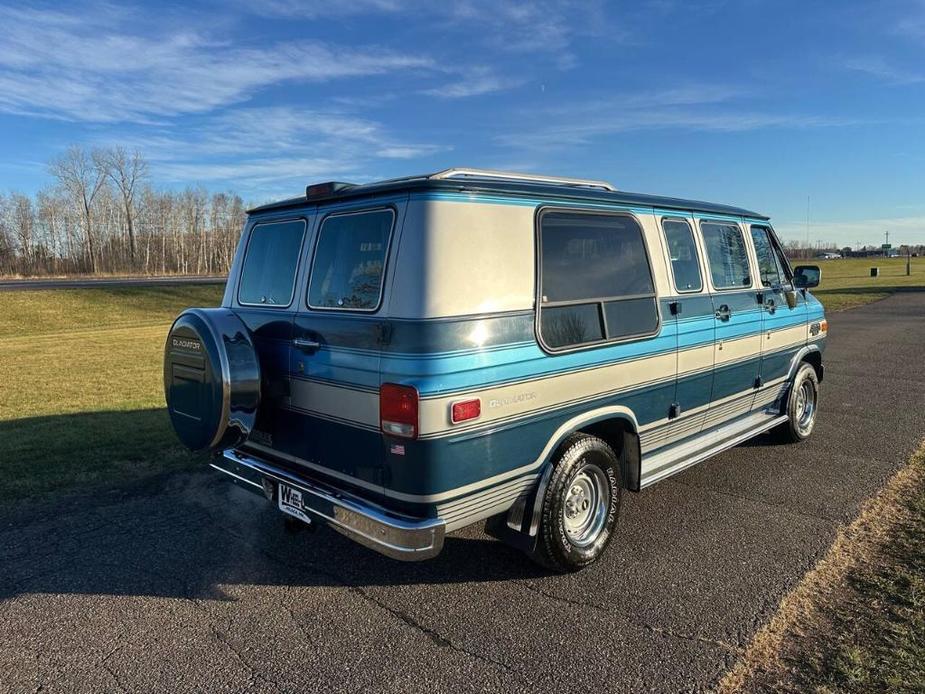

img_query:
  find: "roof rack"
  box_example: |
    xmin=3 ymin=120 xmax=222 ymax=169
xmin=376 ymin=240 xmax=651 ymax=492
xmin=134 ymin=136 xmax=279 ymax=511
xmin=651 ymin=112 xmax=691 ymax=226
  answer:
xmin=429 ymin=167 xmax=617 ymax=192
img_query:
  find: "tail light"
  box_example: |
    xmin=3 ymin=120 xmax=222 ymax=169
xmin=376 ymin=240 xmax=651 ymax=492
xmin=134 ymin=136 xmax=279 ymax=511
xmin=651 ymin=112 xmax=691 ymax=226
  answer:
xmin=380 ymin=383 xmax=418 ymax=439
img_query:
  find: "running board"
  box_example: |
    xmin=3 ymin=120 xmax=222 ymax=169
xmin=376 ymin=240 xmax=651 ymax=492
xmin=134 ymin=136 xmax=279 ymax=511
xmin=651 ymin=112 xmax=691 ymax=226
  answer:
xmin=639 ymin=412 xmax=787 ymax=488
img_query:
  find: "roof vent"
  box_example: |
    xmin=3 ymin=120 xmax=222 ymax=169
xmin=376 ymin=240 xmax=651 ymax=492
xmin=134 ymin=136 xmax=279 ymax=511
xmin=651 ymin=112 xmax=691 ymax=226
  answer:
xmin=305 ymin=181 xmax=357 ymax=200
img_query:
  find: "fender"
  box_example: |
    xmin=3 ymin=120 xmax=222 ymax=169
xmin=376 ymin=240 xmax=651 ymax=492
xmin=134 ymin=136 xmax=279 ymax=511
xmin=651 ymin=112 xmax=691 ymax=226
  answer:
xmin=786 ymin=342 xmax=824 ymax=383
xmin=489 ymin=406 xmax=639 ymax=546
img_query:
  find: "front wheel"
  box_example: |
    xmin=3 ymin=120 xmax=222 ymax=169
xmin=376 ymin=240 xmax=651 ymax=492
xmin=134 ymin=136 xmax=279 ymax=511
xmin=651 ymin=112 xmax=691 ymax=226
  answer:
xmin=530 ymin=434 xmax=622 ymax=572
xmin=777 ymin=362 xmax=819 ymax=443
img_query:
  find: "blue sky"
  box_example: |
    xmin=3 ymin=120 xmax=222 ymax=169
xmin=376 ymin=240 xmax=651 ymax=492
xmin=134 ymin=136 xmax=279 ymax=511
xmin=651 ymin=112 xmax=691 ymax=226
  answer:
xmin=0 ymin=0 xmax=924 ymax=246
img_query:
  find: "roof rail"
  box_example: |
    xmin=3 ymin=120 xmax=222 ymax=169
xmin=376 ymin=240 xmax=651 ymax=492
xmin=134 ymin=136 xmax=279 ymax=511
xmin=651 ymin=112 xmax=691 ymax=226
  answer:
xmin=429 ymin=167 xmax=617 ymax=192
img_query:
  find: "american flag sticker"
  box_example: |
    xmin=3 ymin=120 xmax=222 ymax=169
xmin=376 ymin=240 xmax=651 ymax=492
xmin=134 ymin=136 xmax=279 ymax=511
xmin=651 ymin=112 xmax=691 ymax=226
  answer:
xmin=390 ymin=444 xmax=406 ymax=455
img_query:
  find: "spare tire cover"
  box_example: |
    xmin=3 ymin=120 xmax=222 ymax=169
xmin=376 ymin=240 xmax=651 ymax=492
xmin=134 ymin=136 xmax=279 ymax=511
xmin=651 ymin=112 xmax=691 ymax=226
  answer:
xmin=163 ymin=308 xmax=260 ymax=452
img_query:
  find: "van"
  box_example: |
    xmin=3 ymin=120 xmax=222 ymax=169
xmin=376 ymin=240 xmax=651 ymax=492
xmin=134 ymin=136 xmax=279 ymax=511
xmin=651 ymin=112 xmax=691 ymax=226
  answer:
xmin=164 ymin=168 xmax=826 ymax=571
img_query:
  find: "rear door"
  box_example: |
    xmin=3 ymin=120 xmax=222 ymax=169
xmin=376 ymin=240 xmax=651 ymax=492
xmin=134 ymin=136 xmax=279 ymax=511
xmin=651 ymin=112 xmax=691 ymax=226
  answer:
xmin=232 ymin=216 xmax=310 ymax=453
xmin=282 ymin=205 xmax=401 ymax=492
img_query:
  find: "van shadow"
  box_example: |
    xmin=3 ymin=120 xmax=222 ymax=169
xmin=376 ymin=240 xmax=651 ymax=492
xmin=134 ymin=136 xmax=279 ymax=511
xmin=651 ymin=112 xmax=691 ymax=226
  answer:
xmin=0 ymin=409 xmax=547 ymax=603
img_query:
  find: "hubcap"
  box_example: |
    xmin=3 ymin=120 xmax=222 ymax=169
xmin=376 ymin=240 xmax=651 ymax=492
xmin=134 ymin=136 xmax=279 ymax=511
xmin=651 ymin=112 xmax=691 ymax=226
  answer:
xmin=562 ymin=464 xmax=610 ymax=547
xmin=796 ymin=379 xmax=816 ymax=432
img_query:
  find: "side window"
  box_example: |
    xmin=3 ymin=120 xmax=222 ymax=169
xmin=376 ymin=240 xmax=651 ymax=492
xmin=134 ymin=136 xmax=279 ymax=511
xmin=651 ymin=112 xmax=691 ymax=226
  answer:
xmin=750 ymin=226 xmax=781 ymax=287
xmin=701 ymin=222 xmax=751 ymax=290
xmin=308 ymin=208 xmax=394 ymax=311
xmin=661 ymin=219 xmax=702 ymax=292
xmin=539 ymin=210 xmax=658 ymax=350
xmin=768 ymin=228 xmax=793 ymax=284
xmin=238 ymin=220 xmax=306 ymax=306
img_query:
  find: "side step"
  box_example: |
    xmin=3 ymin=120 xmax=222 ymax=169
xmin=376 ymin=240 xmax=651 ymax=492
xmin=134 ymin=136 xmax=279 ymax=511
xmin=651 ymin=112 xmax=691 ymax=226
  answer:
xmin=640 ymin=411 xmax=787 ymax=488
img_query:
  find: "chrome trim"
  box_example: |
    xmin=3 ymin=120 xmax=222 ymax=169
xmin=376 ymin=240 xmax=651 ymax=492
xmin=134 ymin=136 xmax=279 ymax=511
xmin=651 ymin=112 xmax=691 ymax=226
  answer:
xmin=214 ymin=449 xmax=445 ymax=561
xmin=640 ymin=411 xmax=787 ymax=488
xmin=430 ymin=167 xmax=617 ymax=192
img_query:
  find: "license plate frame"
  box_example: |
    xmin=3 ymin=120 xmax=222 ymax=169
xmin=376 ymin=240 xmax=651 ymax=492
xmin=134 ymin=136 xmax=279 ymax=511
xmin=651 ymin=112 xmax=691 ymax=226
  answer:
xmin=278 ymin=483 xmax=312 ymax=524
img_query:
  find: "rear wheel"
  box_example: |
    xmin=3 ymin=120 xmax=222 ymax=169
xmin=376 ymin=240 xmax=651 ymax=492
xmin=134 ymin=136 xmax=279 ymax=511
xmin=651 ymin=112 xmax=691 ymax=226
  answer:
xmin=530 ymin=433 xmax=622 ymax=572
xmin=777 ymin=362 xmax=819 ymax=443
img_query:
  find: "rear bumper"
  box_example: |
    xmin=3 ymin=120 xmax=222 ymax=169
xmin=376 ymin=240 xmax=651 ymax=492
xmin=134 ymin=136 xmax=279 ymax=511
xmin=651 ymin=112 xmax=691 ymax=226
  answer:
xmin=212 ymin=448 xmax=446 ymax=561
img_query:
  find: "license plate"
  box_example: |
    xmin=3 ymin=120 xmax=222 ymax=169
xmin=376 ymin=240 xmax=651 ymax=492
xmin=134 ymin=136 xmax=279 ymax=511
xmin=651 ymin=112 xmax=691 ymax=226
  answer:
xmin=278 ymin=484 xmax=312 ymax=524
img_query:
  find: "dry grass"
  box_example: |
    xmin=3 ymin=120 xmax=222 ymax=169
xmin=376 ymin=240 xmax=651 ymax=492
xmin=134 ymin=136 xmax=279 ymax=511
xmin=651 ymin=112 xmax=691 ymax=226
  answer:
xmin=718 ymin=443 xmax=925 ymax=693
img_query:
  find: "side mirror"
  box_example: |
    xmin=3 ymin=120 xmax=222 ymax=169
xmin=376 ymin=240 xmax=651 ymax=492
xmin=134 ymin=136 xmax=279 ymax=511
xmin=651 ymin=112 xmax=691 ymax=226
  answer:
xmin=793 ymin=265 xmax=821 ymax=289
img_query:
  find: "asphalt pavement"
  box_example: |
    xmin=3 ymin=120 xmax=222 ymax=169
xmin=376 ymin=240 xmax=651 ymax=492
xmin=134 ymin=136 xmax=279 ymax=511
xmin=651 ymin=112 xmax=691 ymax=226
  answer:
xmin=2 ymin=293 xmax=924 ymax=693
xmin=0 ymin=276 xmax=225 ymax=291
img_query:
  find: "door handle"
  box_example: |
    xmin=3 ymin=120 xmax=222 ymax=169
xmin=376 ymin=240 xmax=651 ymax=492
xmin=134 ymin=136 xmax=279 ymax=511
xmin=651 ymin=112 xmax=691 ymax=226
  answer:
xmin=293 ymin=337 xmax=321 ymax=352
xmin=714 ymin=304 xmax=731 ymax=321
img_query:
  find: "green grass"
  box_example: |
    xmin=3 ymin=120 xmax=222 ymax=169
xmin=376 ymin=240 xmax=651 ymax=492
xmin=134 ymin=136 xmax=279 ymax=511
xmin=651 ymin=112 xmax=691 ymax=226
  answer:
xmin=791 ymin=453 xmax=925 ymax=693
xmin=810 ymin=256 xmax=925 ymax=312
xmin=0 ymin=286 xmax=223 ymax=502
xmin=721 ymin=446 xmax=925 ymax=694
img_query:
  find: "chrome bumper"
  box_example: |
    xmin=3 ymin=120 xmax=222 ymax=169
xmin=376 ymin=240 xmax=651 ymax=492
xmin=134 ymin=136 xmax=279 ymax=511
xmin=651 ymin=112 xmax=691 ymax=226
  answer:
xmin=212 ymin=449 xmax=446 ymax=561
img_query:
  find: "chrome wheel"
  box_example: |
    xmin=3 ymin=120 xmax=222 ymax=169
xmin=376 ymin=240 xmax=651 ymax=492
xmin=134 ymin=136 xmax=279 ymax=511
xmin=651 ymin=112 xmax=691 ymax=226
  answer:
xmin=795 ymin=379 xmax=816 ymax=433
xmin=562 ymin=464 xmax=610 ymax=547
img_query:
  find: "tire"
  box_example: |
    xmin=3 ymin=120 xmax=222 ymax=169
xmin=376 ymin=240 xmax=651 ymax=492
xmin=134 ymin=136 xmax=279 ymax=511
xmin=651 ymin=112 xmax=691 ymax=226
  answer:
xmin=530 ymin=433 xmax=623 ymax=572
xmin=777 ymin=362 xmax=819 ymax=443
xmin=163 ymin=308 xmax=261 ymax=452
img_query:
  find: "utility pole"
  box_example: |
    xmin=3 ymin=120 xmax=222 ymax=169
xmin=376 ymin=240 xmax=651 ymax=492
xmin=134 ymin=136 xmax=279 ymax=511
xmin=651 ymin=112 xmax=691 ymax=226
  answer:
xmin=805 ymin=195 xmax=810 ymax=253
xmin=885 ymin=230 xmax=890 ymax=247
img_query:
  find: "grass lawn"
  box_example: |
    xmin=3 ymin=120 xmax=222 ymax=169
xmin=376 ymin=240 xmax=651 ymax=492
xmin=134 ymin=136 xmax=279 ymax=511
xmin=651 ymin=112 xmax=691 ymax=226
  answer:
xmin=721 ymin=445 xmax=925 ymax=693
xmin=0 ymin=285 xmax=223 ymax=502
xmin=810 ymin=256 xmax=925 ymax=312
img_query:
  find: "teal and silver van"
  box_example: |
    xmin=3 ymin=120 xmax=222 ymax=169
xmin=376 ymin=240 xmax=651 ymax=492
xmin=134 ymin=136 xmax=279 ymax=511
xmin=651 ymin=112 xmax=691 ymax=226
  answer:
xmin=164 ymin=168 xmax=826 ymax=571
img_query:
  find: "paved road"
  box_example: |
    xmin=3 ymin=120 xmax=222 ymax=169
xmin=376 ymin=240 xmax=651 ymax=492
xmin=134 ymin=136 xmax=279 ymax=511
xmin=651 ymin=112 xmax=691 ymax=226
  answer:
xmin=2 ymin=294 xmax=924 ymax=694
xmin=0 ymin=276 xmax=225 ymax=291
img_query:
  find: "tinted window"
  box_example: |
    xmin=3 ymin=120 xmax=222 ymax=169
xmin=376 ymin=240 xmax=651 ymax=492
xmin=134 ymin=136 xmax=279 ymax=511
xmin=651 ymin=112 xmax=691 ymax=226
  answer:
xmin=750 ymin=226 xmax=782 ymax=287
xmin=238 ymin=220 xmax=306 ymax=306
xmin=701 ymin=222 xmax=751 ymax=289
xmin=308 ymin=209 xmax=394 ymax=311
xmin=662 ymin=219 xmax=702 ymax=292
xmin=542 ymin=304 xmax=604 ymax=349
xmin=539 ymin=211 xmax=657 ymax=349
xmin=540 ymin=212 xmax=654 ymax=303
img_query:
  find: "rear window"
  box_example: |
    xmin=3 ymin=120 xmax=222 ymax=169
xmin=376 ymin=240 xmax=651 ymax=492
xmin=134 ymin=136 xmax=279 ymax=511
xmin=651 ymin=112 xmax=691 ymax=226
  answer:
xmin=238 ymin=220 xmax=306 ymax=306
xmin=538 ymin=210 xmax=658 ymax=350
xmin=308 ymin=208 xmax=394 ymax=311
xmin=701 ymin=222 xmax=751 ymax=289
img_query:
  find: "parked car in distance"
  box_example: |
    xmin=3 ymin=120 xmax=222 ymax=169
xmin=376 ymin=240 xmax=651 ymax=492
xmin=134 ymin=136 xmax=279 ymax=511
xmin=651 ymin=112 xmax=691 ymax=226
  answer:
xmin=164 ymin=168 xmax=827 ymax=571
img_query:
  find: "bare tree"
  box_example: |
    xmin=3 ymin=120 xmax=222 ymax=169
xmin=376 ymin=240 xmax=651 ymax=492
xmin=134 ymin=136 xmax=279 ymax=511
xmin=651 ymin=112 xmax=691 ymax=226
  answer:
xmin=48 ymin=146 xmax=107 ymax=273
xmin=3 ymin=143 xmax=249 ymax=277
xmin=9 ymin=193 xmax=35 ymax=274
xmin=95 ymin=146 xmax=148 ymax=269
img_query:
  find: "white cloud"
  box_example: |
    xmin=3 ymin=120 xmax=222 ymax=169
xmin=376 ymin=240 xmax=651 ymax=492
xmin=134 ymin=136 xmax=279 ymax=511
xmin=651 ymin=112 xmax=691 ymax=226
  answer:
xmin=423 ymin=69 xmax=523 ymax=98
xmin=91 ymin=106 xmax=449 ymax=196
xmin=246 ymin=0 xmax=404 ymax=17
xmin=842 ymin=56 xmax=925 ymax=85
xmin=496 ymin=84 xmax=862 ymax=150
xmin=0 ymin=5 xmax=433 ymax=123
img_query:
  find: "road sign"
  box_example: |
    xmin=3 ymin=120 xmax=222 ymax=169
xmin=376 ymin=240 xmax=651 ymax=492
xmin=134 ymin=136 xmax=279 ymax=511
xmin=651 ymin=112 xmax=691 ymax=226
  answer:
xmin=882 ymin=243 xmax=892 ymax=250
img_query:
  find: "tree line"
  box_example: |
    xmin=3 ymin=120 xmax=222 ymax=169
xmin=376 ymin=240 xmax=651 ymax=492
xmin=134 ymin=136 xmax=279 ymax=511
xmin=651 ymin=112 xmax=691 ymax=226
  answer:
xmin=0 ymin=146 xmax=247 ymax=277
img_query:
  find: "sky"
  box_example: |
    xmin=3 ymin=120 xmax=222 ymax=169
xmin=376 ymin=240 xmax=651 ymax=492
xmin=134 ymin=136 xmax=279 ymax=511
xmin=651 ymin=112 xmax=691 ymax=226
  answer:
xmin=0 ymin=0 xmax=923 ymax=247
